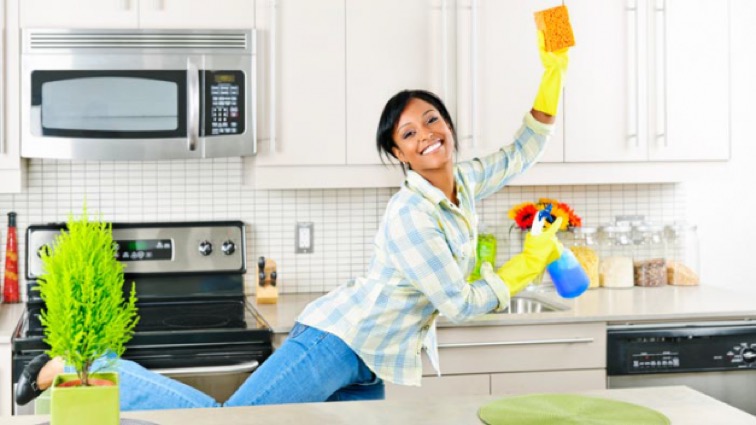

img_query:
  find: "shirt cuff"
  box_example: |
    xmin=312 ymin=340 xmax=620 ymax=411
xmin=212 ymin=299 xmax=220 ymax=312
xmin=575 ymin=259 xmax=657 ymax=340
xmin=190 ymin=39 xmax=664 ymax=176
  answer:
xmin=480 ymin=262 xmax=511 ymax=313
xmin=524 ymin=112 xmax=555 ymax=137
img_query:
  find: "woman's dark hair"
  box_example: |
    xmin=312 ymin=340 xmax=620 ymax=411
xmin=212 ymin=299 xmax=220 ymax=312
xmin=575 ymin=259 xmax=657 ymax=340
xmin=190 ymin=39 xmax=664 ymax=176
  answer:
xmin=376 ymin=90 xmax=458 ymax=174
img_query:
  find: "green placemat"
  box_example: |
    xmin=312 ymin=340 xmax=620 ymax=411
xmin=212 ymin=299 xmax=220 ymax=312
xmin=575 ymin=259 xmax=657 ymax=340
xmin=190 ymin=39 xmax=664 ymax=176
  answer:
xmin=478 ymin=393 xmax=670 ymax=425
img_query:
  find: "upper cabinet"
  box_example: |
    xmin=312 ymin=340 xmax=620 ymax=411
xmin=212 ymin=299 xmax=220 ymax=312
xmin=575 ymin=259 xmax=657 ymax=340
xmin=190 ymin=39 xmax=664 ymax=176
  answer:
xmin=1 ymin=0 xmax=25 ymax=194
xmin=565 ymin=0 xmax=730 ymax=162
xmin=456 ymin=0 xmax=565 ymax=163
xmin=20 ymin=0 xmax=255 ymax=29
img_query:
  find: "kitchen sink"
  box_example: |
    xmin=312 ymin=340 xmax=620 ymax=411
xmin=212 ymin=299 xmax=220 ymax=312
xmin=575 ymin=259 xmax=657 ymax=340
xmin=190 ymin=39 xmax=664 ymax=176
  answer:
xmin=496 ymin=293 xmax=569 ymax=314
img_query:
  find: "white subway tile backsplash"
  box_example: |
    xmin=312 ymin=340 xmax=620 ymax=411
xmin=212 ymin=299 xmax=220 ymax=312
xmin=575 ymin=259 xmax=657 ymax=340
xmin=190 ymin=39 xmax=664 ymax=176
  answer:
xmin=0 ymin=159 xmax=687 ymax=297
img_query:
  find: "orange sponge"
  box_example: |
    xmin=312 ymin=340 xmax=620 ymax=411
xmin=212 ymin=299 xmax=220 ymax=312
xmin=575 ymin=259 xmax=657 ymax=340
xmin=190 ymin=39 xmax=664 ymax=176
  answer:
xmin=534 ymin=5 xmax=575 ymax=52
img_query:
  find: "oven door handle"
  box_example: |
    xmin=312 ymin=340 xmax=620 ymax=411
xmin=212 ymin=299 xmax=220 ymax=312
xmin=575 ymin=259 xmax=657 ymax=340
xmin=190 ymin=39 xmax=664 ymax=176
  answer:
xmin=152 ymin=360 xmax=259 ymax=377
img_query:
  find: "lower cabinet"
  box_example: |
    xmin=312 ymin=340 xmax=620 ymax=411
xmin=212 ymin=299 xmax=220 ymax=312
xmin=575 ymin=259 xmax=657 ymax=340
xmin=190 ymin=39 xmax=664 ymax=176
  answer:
xmin=385 ymin=322 xmax=607 ymax=400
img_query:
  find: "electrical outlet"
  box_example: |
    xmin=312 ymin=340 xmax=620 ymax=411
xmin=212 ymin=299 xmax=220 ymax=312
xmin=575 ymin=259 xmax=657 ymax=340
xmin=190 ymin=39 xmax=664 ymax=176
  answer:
xmin=295 ymin=222 xmax=314 ymax=254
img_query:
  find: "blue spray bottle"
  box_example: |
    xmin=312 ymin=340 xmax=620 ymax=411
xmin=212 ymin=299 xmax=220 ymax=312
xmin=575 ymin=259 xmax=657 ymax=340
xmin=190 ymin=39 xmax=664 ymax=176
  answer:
xmin=533 ymin=205 xmax=589 ymax=299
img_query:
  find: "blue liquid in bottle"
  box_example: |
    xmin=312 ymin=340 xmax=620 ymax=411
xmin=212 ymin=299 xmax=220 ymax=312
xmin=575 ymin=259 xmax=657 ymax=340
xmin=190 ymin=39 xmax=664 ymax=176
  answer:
xmin=547 ymin=249 xmax=590 ymax=298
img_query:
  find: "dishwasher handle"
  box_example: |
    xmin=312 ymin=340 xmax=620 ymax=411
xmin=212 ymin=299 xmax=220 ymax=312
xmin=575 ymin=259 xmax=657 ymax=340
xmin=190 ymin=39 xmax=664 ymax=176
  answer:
xmin=438 ymin=337 xmax=595 ymax=349
xmin=153 ymin=360 xmax=259 ymax=377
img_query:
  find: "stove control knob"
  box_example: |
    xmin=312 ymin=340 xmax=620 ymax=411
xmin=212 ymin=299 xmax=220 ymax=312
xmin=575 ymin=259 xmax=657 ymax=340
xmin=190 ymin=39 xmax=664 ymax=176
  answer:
xmin=221 ymin=240 xmax=236 ymax=256
xmin=198 ymin=240 xmax=213 ymax=256
xmin=742 ymin=348 xmax=756 ymax=363
xmin=37 ymin=244 xmax=51 ymax=258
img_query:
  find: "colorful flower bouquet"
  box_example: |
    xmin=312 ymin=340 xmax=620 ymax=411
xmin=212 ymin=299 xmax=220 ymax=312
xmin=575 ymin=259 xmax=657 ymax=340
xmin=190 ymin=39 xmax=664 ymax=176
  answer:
xmin=508 ymin=198 xmax=582 ymax=232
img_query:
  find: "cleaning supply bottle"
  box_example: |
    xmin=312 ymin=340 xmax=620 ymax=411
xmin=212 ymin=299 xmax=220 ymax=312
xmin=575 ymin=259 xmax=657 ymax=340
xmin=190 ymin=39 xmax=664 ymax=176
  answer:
xmin=533 ymin=206 xmax=589 ymax=299
xmin=470 ymin=223 xmax=497 ymax=281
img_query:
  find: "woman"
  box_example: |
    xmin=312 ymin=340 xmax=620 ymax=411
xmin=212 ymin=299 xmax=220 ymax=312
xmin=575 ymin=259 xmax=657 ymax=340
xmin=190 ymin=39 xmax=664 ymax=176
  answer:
xmin=17 ymin=30 xmax=569 ymax=410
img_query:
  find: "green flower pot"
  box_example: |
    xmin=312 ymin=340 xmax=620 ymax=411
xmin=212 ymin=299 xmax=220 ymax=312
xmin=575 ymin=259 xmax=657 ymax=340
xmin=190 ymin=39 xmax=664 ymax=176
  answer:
xmin=50 ymin=372 xmax=119 ymax=425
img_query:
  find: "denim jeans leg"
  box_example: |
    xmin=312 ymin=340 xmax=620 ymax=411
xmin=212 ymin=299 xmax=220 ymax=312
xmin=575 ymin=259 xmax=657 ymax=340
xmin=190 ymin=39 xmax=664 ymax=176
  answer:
xmin=68 ymin=358 xmax=220 ymax=411
xmin=224 ymin=323 xmax=379 ymax=406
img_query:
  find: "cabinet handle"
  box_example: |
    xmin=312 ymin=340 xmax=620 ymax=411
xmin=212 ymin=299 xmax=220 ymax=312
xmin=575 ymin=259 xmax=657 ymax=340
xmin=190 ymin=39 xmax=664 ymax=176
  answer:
xmin=438 ymin=337 xmax=595 ymax=349
xmin=153 ymin=0 xmax=165 ymax=10
xmin=470 ymin=0 xmax=478 ymax=150
xmin=187 ymin=59 xmax=199 ymax=152
xmin=441 ymin=0 xmax=449 ymax=100
xmin=654 ymin=0 xmax=667 ymax=147
xmin=269 ymin=0 xmax=278 ymax=154
xmin=153 ymin=360 xmax=259 ymax=376
xmin=120 ymin=0 xmax=131 ymax=10
xmin=626 ymin=0 xmax=640 ymax=148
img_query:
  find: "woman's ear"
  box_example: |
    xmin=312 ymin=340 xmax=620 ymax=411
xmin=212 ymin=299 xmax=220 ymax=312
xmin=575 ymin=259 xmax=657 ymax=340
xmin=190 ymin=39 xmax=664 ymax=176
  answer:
xmin=392 ymin=146 xmax=406 ymax=164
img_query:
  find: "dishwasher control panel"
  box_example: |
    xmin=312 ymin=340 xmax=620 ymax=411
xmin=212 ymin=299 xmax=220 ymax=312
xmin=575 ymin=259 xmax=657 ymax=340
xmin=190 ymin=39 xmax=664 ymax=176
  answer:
xmin=607 ymin=323 xmax=756 ymax=375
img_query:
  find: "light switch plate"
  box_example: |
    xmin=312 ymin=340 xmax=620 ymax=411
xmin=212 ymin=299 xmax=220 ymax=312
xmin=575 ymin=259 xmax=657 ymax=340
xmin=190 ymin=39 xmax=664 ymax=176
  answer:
xmin=295 ymin=222 xmax=314 ymax=254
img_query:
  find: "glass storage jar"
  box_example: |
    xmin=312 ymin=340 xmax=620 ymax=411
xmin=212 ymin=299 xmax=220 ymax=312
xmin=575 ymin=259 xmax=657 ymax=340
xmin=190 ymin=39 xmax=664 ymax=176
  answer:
xmin=664 ymin=222 xmax=700 ymax=285
xmin=566 ymin=227 xmax=600 ymax=289
xmin=597 ymin=224 xmax=634 ymax=288
xmin=632 ymin=223 xmax=668 ymax=287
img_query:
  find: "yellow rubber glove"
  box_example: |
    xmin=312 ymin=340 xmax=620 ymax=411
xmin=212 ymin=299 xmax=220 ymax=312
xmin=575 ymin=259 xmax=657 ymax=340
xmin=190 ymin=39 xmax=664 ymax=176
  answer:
xmin=496 ymin=217 xmax=564 ymax=296
xmin=532 ymin=31 xmax=570 ymax=116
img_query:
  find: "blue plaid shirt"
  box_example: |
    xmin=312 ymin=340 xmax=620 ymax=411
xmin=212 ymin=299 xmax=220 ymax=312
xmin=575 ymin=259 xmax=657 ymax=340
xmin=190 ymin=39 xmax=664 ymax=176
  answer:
xmin=298 ymin=113 xmax=553 ymax=386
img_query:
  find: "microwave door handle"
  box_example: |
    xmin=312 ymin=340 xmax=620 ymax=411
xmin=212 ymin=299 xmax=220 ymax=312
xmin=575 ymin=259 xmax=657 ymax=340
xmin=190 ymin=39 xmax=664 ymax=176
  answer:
xmin=187 ymin=60 xmax=200 ymax=152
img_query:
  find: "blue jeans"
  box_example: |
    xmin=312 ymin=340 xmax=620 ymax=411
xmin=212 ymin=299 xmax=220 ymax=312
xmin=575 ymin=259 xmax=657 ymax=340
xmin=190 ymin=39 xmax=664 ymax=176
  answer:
xmin=78 ymin=323 xmax=385 ymax=410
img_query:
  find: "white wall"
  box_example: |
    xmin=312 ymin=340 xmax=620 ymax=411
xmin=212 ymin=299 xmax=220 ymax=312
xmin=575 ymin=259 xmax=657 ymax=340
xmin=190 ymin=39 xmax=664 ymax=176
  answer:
xmin=686 ymin=0 xmax=756 ymax=293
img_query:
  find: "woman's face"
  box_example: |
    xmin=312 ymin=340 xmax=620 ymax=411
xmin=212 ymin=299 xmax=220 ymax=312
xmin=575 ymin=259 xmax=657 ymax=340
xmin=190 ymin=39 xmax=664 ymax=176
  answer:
xmin=391 ymin=98 xmax=455 ymax=174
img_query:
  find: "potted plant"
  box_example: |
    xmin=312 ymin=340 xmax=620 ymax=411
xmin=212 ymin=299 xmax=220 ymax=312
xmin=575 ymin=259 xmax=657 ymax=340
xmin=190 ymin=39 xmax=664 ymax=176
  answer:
xmin=38 ymin=206 xmax=139 ymax=425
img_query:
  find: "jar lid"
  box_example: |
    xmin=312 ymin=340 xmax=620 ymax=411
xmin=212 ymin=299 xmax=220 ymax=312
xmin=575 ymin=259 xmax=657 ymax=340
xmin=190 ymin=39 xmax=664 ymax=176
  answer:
xmin=634 ymin=222 xmax=664 ymax=233
xmin=599 ymin=224 xmax=631 ymax=233
xmin=571 ymin=227 xmax=597 ymax=234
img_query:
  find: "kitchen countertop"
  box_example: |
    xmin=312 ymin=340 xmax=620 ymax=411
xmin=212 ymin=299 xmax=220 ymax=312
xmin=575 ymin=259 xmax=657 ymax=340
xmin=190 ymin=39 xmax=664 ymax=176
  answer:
xmin=2 ymin=386 xmax=755 ymax=424
xmin=250 ymin=285 xmax=756 ymax=334
xmin=0 ymin=303 xmax=25 ymax=344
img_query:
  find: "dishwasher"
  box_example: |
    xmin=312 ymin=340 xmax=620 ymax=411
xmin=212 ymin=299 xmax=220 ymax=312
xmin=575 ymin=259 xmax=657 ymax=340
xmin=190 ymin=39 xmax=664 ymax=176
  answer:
xmin=607 ymin=321 xmax=756 ymax=416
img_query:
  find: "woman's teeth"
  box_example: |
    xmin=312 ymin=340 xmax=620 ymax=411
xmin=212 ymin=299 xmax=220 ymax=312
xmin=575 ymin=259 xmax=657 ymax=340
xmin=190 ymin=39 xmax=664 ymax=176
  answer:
xmin=422 ymin=141 xmax=442 ymax=155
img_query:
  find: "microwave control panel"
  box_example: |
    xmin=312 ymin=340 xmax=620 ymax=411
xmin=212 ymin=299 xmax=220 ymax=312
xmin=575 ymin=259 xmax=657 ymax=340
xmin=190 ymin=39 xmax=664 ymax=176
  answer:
xmin=204 ymin=70 xmax=245 ymax=136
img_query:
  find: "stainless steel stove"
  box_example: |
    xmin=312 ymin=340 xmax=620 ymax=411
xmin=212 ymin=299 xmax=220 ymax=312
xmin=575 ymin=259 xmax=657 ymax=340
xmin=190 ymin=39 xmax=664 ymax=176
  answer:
xmin=11 ymin=221 xmax=272 ymax=414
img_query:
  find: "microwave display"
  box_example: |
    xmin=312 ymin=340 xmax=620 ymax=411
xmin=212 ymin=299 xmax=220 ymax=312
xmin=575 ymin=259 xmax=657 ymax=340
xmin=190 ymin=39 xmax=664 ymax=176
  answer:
xmin=205 ymin=70 xmax=245 ymax=136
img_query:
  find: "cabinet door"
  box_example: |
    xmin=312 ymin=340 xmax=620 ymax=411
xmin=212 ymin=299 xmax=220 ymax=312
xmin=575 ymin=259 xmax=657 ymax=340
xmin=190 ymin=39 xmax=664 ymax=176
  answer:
xmin=253 ymin=0 xmax=346 ymax=166
xmin=139 ymin=0 xmax=255 ymax=29
xmin=19 ymin=0 xmax=139 ymax=28
xmin=461 ymin=0 xmax=565 ymax=163
xmin=565 ymin=0 xmax=648 ymax=162
xmin=345 ymin=0 xmax=448 ymax=166
xmin=491 ymin=369 xmax=606 ymax=395
xmin=385 ymin=374 xmax=490 ymax=400
xmin=648 ymin=0 xmax=730 ymax=161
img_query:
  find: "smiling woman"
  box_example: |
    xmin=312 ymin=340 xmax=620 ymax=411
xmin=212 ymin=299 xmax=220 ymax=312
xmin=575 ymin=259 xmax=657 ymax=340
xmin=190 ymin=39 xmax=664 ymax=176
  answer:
xmin=17 ymin=25 xmax=571 ymax=411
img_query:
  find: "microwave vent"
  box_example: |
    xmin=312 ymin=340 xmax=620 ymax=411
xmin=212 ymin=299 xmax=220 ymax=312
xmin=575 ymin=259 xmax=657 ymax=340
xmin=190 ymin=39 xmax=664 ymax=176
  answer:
xmin=25 ymin=30 xmax=250 ymax=51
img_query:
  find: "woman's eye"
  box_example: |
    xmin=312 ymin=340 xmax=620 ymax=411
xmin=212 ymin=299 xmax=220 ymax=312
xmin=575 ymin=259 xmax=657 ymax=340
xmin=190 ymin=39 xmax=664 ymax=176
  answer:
xmin=427 ymin=116 xmax=439 ymax=124
xmin=402 ymin=130 xmax=415 ymax=140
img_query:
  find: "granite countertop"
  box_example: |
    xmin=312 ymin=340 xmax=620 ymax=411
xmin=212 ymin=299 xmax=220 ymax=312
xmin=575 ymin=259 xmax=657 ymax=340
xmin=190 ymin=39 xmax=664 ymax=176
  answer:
xmin=3 ymin=386 xmax=755 ymax=424
xmin=250 ymin=285 xmax=756 ymax=334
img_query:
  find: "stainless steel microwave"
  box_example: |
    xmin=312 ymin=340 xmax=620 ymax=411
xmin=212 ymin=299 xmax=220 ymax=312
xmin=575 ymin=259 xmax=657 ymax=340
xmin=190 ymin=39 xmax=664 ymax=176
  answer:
xmin=21 ymin=29 xmax=256 ymax=161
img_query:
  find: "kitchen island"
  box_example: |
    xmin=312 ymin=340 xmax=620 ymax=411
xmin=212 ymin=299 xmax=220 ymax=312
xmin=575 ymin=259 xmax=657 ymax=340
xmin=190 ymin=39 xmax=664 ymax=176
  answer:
xmin=2 ymin=386 xmax=754 ymax=424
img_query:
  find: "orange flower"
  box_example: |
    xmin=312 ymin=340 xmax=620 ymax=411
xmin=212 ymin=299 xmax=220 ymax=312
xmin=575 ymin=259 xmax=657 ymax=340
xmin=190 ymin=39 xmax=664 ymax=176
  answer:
xmin=508 ymin=202 xmax=538 ymax=230
xmin=510 ymin=198 xmax=582 ymax=231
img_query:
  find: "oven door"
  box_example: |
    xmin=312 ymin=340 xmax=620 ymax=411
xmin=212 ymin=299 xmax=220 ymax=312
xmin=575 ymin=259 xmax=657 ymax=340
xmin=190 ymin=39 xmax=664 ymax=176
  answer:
xmin=20 ymin=29 xmax=255 ymax=161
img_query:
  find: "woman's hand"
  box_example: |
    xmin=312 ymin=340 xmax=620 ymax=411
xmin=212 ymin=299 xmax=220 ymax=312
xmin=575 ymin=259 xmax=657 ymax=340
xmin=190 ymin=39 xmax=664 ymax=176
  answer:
xmin=533 ymin=30 xmax=570 ymax=120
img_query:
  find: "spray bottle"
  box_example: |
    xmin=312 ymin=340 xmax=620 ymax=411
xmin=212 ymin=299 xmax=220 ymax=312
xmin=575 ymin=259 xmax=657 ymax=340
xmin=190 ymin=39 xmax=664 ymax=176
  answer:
xmin=532 ymin=205 xmax=589 ymax=299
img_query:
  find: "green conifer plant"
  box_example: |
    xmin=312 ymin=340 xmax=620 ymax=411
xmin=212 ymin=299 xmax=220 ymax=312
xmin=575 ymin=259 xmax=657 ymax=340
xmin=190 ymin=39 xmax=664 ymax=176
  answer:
xmin=38 ymin=207 xmax=138 ymax=386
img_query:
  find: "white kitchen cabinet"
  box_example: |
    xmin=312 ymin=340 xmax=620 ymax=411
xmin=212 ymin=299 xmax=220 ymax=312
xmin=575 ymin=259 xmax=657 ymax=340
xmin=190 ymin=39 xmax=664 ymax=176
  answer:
xmin=384 ymin=322 xmax=607 ymax=401
xmin=345 ymin=0 xmax=450 ymax=166
xmin=251 ymin=0 xmax=345 ymax=168
xmin=566 ymin=0 xmax=730 ymax=162
xmin=19 ymin=0 xmax=254 ymax=29
xmin=455 ymin=0 xmax=565 ymax=163
xmin=1 ymin=0 xmax=25 ymax=194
